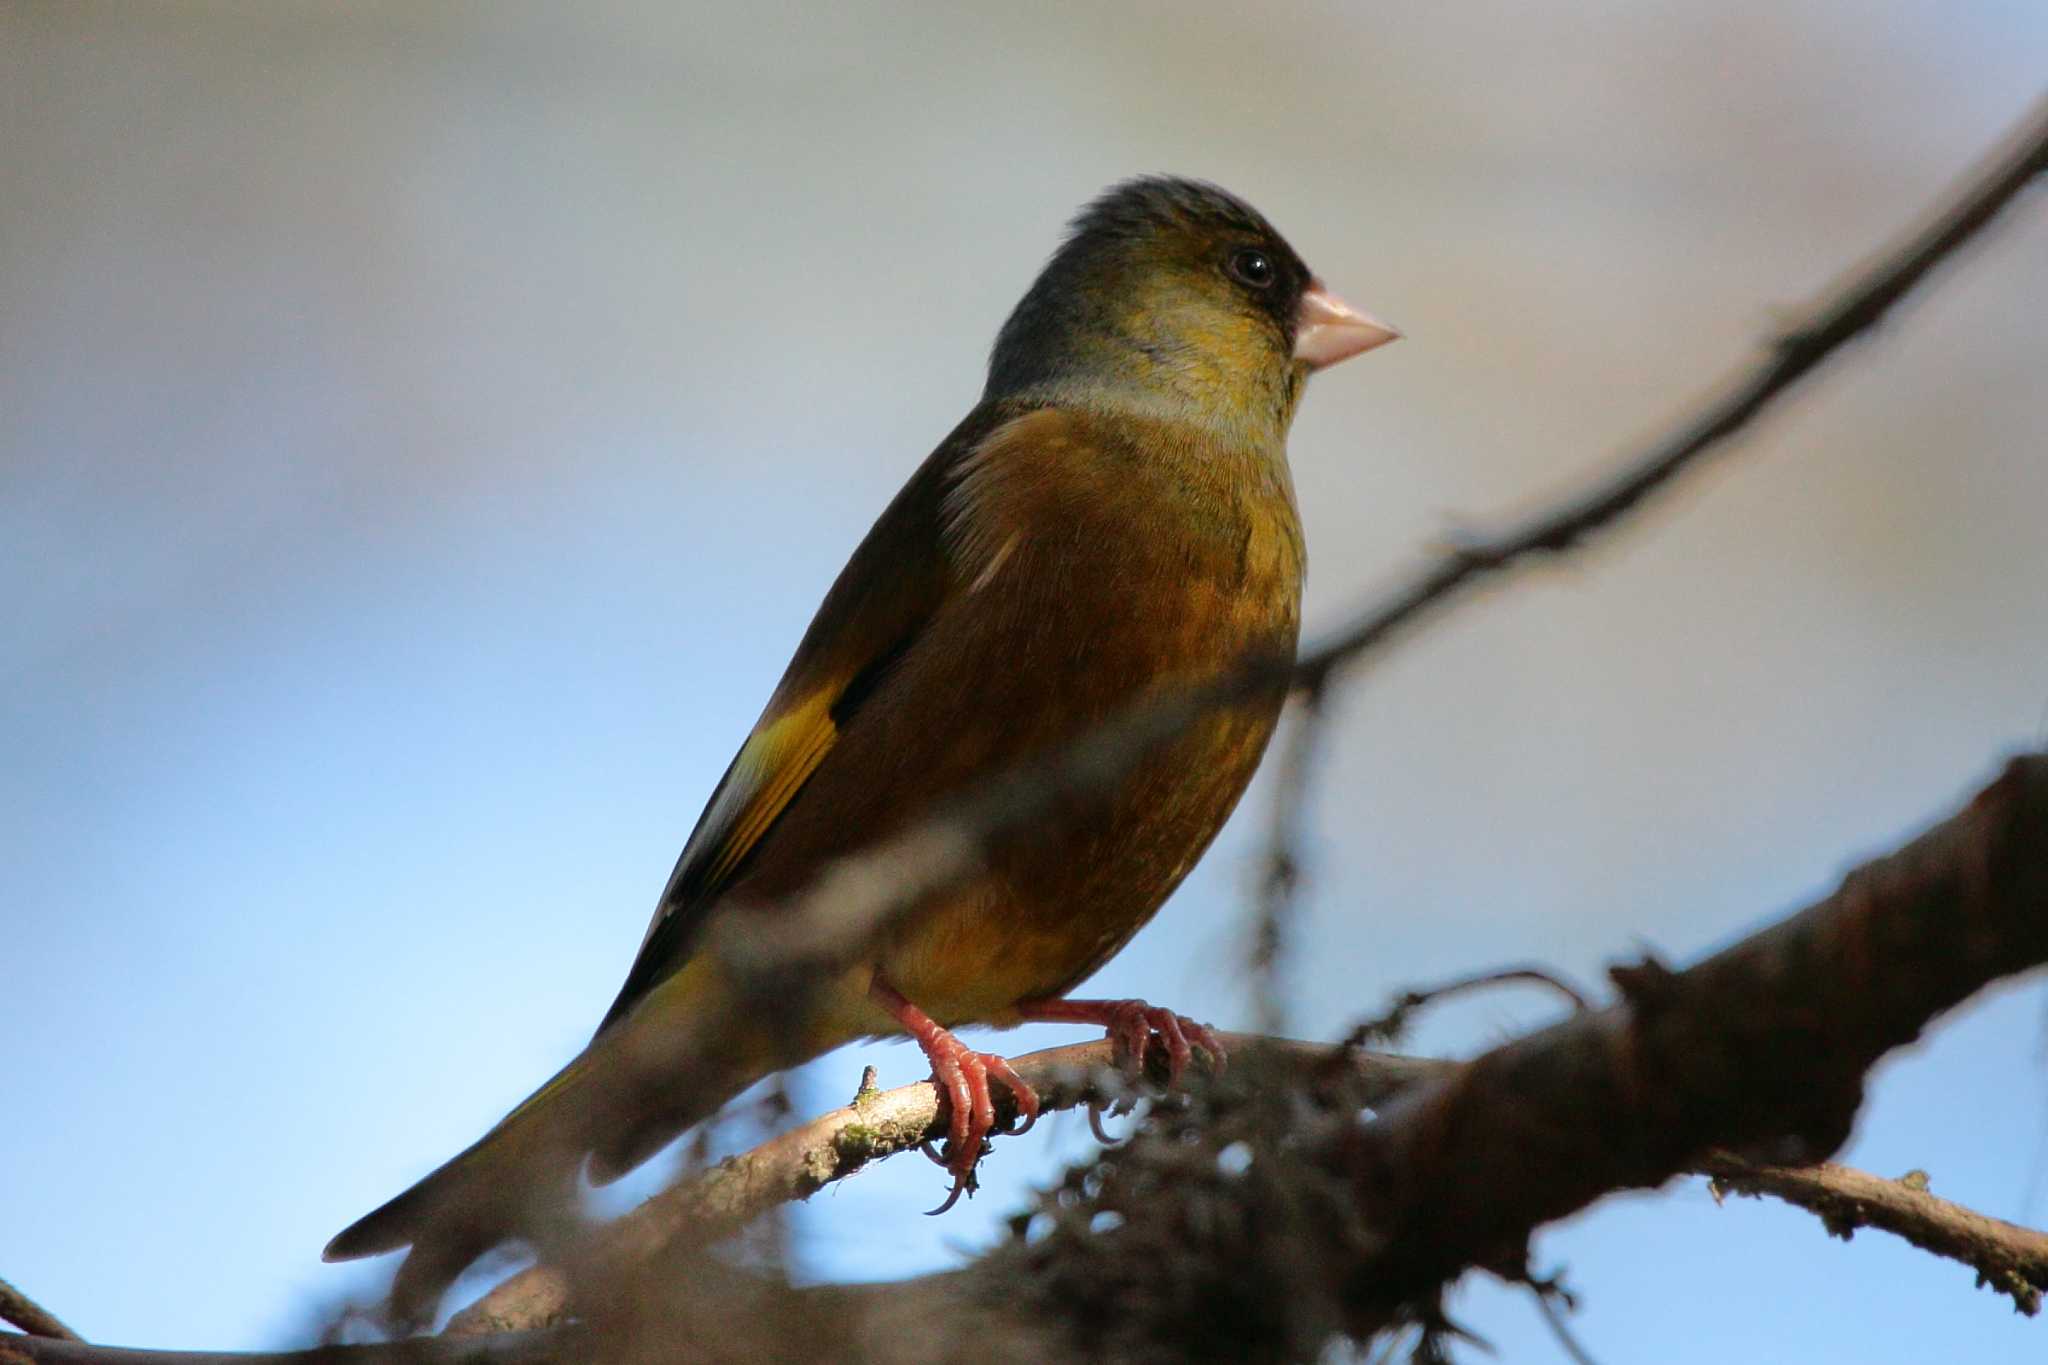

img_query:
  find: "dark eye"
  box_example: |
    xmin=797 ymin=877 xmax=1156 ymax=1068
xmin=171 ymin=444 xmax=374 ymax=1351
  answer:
xmin=1228 ymin=247 xmax=1276 ymax=289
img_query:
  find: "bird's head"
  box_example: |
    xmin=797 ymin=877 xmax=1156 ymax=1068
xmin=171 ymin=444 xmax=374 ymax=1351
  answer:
xmin=985 ymin=176 xmax=1396 ymax=446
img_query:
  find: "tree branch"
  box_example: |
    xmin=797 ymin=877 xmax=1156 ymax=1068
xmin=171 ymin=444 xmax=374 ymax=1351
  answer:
xmin=444 ymin=1036 xmax=1448 ymax=1335
xmin=1310 ymin=751 xmax=2048 ymax=1342
xmin=0 ymin=1279 xmax=78 ymax=1343
xmin=1704 ymin=1156 xmax=2048 ymax=1316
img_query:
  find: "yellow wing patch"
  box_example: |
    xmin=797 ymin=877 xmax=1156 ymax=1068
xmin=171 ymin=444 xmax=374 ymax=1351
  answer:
xmin=697 ymin=691 xmax=838 ymax=891
xmin=604 ymin=685 xmax=846 ymax=1033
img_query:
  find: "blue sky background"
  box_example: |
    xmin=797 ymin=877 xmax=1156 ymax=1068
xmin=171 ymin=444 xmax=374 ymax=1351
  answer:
xmin=5 ymin=2 xmax=2048 ymax=1359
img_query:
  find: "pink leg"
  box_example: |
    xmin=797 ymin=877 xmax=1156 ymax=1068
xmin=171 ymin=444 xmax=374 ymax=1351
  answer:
xmin=1015 ymin=996 xmax=1227 ymax=1087
xmin=869 ymin=976 xmax=1040 ymax=1214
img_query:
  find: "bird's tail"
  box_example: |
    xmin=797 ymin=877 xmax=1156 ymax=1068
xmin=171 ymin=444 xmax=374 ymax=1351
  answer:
xmin=322 ymin=1049 xmax=594 ymax=1323
xmin=324 ymin=959 xmax=784 ymax=1324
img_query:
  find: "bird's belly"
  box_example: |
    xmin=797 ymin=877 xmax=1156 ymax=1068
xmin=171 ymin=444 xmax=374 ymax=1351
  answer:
xmin=872 ymin=702 xmax=1280 ymax=1029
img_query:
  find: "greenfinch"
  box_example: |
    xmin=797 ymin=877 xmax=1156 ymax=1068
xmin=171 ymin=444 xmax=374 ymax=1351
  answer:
xmin=325 ymin=176 xmax=1396 ymax=1317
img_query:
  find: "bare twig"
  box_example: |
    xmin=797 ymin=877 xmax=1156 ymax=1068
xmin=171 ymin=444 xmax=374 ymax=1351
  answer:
xmin=1704 ymin=1156 xmax=2048 ymax=1316
xmin=1250 ymin=684 xmax=1328 ymax=1036
xmin=0 ymin=1279 xmax=78 ymax=1343
xmin=1342 ymin=964 xmax=1596 ymax=1048
xmin=1529 ymin=1277 xmax=1601 ymax=1365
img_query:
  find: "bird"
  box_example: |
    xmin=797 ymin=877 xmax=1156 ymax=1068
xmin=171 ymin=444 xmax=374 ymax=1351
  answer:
xmin=324 ymin=175 xmax=1398 ymax=1321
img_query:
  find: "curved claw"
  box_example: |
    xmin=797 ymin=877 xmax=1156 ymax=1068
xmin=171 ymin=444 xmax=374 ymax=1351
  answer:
xmin=1087 ymin=1101 xmax=1127 ymax=1148
xmin=869 ymin=977 xmax=1040 ymax=1215
xmin=920 ymin=1042 xmax=1029 ymax=1215
xmin=925 ymin=1171 xmax=972 ymax=1217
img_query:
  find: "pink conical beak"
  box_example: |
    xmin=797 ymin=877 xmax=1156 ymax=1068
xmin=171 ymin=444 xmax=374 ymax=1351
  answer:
xmin=1292 ymin=280 xmax=1400 ymax=370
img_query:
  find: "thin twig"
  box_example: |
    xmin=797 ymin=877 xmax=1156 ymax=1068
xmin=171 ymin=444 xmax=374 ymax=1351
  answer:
xmin=1342 ymin=964 xmax=1596 ymax=1048
xmin=1703 ymin=1155 xmax=2048 ymax=1315
xmin=1529 ymin=1278 xmax=1601 ymax=1365
xmin=1250 ymin=683 xmax=1328 ymax=1036
xmin=1294 ymin=93 xmax=2048 ymax=690
xmin=0 ymin=1278 xmax=78 ymax=1343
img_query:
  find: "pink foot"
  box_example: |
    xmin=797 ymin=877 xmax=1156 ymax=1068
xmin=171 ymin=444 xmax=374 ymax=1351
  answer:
xmin=870 ymin=977 xmax=1039 ymax=1214
xmin=1016 ymin=996 xmax=1227 ymax=1087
